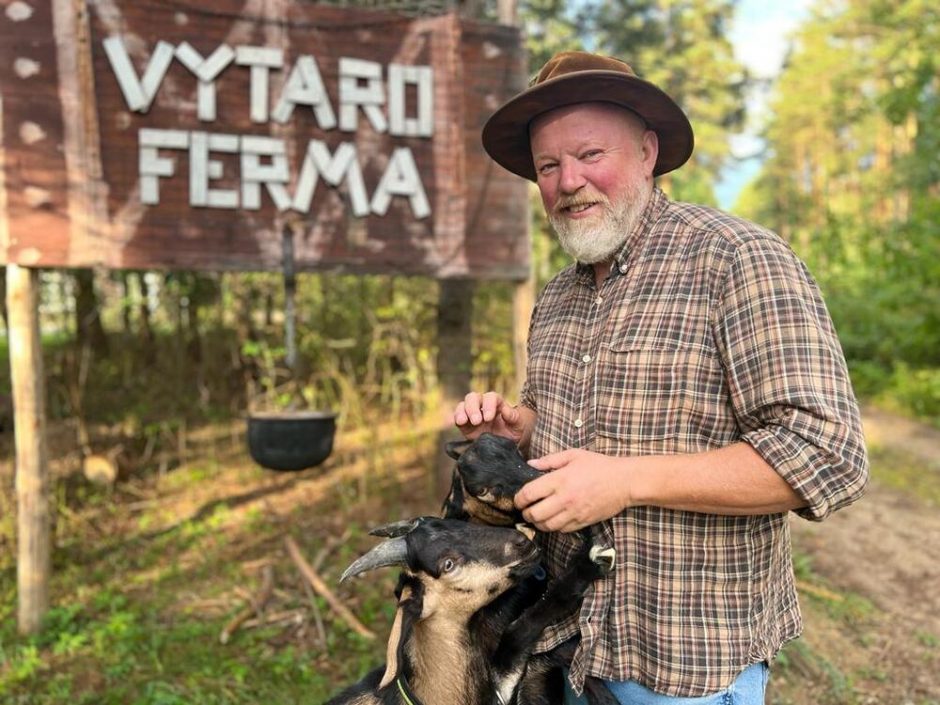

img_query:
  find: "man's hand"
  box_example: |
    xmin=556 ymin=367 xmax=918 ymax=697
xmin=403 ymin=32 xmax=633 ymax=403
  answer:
xmin=453 ymin=391 xmax=535 ymax=447
xmin=515 ymin=449 xmax=632 ymax=533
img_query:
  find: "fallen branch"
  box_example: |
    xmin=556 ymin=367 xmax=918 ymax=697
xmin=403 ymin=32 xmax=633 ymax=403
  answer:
xmin=241 ymin=609 xmax=305 ymax=629
xmin=298 ymin=567 xmax=328 ymax=647
xmin=220 ymin=564 xmax=275 ymax=644
xmin=284 ymin=535 xmax=375 ymax=641
xmin=796 ymin=579 xmax=845 ymax=603
xmin=313 ymin=528 xmax=353 ymax=572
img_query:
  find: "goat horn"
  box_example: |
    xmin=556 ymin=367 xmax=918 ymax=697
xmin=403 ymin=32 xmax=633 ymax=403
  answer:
xmin=369 ymin=518 xmax=425 ymax=538
xmin=340 ymin=537 xmax=409 ymax=582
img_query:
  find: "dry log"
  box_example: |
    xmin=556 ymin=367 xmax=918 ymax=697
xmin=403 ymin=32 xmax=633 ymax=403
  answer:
xmin=284 ymin=535 xmax=375 ymax=640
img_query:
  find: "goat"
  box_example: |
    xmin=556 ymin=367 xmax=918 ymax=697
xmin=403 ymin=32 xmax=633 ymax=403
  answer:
xmin=442 ymin=433 xmax=617 ymax=705
xmin=325 ymin=517 xmax=612 ymax=705
xmin=442 ymin=433 xmax=541 ymax=527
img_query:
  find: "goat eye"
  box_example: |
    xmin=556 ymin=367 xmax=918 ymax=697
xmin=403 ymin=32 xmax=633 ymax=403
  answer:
xmin=441 ymin=558 xmax=456 ymax=573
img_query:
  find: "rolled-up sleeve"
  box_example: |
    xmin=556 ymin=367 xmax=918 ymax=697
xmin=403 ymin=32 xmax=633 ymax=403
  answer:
xmin=714 ymin=237 xmax=869 ymax=520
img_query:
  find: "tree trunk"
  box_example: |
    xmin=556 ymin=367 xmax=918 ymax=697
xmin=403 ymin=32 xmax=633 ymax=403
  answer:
xmin=72 ymin=268 xmax=108 ymax=355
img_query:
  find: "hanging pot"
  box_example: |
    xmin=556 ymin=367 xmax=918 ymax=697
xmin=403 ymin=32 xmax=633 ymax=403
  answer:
xmin=247 ymin=411 xmax=337 ymax=472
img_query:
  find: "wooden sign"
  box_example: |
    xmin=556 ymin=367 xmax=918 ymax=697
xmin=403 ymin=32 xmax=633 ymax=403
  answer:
xmin=0 ymin=1 xmax=529 ymax=278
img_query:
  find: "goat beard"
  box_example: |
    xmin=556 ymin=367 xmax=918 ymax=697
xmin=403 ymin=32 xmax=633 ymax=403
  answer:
xmin=548 ymin=177 xmax=652 ymax=265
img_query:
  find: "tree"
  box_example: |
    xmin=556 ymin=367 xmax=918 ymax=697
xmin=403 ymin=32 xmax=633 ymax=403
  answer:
xmin=589 ymin=0 xmax=748 ymax=203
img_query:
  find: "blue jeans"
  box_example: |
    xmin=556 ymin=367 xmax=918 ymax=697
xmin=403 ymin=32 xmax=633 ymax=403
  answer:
xmin=566 ymin=662 xmax=769 ymax=705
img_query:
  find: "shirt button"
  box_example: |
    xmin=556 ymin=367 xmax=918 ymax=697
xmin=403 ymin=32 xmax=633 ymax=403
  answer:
xmin=574 ymin=418 xmax=583 ymax=428
xmin=582 ymin=354 xmax=592 ymax=363
xmin=595 ymin=295 xmax=603 ymax=305
xmin=619 ymin=263 xmax=628 ymax=274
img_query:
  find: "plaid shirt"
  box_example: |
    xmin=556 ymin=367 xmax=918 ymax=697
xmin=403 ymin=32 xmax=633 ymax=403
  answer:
xmin=520 ymin=187 xmax=868 ymax=697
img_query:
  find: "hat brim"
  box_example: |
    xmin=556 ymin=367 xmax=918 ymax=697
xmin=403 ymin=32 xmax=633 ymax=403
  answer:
xmin=481 ymin=70 xmax=694 ymax=181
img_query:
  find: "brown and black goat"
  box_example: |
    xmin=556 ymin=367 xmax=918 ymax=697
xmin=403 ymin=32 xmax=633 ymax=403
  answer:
xmin=442 ymin=432 xmax=618 ymax=705
xmin=325 ymin=517 xmax=612 ymax=705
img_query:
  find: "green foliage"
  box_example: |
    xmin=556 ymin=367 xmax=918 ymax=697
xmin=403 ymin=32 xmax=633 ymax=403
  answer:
xmin=737 ymin=0 xmax=939 ymax=424
xmin=588 ymin=0 xmax=748 ymax=196
xmin=521 ymin=0 xmax=589 ymax=72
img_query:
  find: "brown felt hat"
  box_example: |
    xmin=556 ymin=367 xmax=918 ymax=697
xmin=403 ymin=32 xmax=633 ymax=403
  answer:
xmin=482 ymin=51 xmax=694 ymax=181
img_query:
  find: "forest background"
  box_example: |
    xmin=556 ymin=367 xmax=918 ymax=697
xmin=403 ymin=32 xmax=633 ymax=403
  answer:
xmin=1 ymin=0 xmax=938 ymax=703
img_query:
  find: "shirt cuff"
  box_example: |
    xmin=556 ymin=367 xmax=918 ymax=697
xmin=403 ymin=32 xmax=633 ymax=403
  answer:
xmin=742 ymin=412 xmax=868 ymax=521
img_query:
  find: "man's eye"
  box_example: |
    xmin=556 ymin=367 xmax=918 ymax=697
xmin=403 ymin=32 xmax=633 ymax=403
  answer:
xmin=537 ymin=163 xmax=557 ymax=175
xmin=581 ymin=149 xmax=603 ymax=160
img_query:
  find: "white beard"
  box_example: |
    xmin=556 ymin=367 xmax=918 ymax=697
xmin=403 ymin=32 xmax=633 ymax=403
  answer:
xmin=549 ymin=180 xmax=651 ymax=264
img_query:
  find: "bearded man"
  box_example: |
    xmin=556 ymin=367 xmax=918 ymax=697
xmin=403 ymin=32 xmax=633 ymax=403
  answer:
xmin=453 ymin=52 xmax=869 ymax=704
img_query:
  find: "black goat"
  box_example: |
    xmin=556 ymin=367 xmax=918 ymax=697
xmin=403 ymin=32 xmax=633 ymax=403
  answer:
xmin=325 ymin=517 xmax=612 ymax=705
xmin=442 ymin=433 xmax=541 ymax=527
xmin=442 ymin=433 xmax=617 ymax=705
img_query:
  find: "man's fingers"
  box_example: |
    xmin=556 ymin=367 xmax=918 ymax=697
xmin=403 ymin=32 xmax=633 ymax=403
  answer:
xmin=520 ymin=491 xmax=558 ymax=524
xmin=481 ymin=391 xmax=502 ymax=423
xmin=457 ymin=392 xmax=484 ymax=425
xmin=515 ymin=473 xmax=555 ymax=510
xmin=499 ymin=402 xmax=520 ymax=426
xmin=527 ymin=450 xmax=572 ymax=471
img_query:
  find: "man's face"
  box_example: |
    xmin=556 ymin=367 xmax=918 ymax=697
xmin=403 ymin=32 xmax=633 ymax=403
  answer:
xmin=530 ymin=102 xmax=658 ymax=264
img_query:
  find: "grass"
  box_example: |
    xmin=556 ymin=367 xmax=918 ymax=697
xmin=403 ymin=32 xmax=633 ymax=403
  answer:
xmin=867 ymin=445 xmax=940 ymax=506
xmin=0 ymin=418 xmax=440 ymax=703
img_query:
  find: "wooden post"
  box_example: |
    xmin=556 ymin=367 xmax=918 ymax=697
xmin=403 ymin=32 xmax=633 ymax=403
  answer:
xmin=512 ymin=273 xmax=534 ymax=395
xmin=498 ymin=0 xmax=533 ymax=396
xmin=7 ymin=264 xmax=51 ymax=635
xmin=435 ymin=278 xmax=475 ymax=495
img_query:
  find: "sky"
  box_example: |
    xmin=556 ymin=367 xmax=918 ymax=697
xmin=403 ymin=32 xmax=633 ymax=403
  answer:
xmin=714 ymin=0 xmax=813 ymax=210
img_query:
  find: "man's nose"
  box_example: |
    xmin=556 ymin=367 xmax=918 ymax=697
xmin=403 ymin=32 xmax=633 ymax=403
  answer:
xmin=558 ymin=159 xmax=586 ymax=194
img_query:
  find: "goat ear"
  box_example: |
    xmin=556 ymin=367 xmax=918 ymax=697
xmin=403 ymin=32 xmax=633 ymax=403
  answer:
xmin=445 ymin=438 xmax=472 ymax=460
xmin=379 ymin=585 xmax=423 ymax=689
xmin=440 ymin=471 xmax=471 ymax=521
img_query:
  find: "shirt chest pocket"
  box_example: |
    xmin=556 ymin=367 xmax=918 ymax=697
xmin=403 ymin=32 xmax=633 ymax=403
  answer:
xmin=595 ymin=338 xmax=688 ymax=444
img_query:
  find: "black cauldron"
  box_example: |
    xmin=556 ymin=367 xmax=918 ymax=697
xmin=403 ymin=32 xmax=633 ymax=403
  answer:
xmin=247 ymin=411 xmax=337 ymax=472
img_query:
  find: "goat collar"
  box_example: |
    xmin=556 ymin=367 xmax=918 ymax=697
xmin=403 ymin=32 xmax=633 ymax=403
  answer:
xmin=395 ymin=675 xmax=423 ymax=705
xmin=397 ymin=673 xmax=510 ymax=705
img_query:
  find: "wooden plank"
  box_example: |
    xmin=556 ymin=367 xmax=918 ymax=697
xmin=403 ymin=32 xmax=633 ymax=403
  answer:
xmin=7 ymin=264 xmax=51 ymax=635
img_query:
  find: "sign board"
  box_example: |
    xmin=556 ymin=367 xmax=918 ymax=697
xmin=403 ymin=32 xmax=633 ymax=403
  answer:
xmin=0 ymin=1 xmax=529 ymax=278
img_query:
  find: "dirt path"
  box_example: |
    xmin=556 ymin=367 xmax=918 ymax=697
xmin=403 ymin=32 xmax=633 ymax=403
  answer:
xmin=860 ymin=405 xmax=940 ymax=471
xmin=786 ymin=407 xmax=940 ymax=702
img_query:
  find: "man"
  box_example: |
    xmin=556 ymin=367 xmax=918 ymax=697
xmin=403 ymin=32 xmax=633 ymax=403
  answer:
xmin=453 ymin=51 xmax=869 ymax=704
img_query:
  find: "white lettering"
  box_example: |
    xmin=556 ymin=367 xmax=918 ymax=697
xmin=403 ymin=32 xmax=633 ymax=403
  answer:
xmin=139 ymin=129 xmax=430 ymax=219
xmin=174 ymin=42 xmax=236 ymax=121
xmin=293 ymin=141 xmax=369 ymax=216
xmin=339 ymin=57 xmax=387 ymax=133
xmin=139 ymin=128 xmax=188 ymax=203
xmin=388 ymin=64 xmax=433 ymax=137
xmin=102 ymin=38 xmax=435 ymax=139
xmin=190 ymin=131 xmax=239 ymax=208
xmin=272 ymin=55 xmax=336 ymax=129
xmin=235 ymin=46 xmax=284 ymax=123
xmin=103 ymin=37 xmax=175 ymax=112
xmin=241 ymin=136 xmax=292 ymax=211
xmin=371 ymin=147 xmax=430 ymax=219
